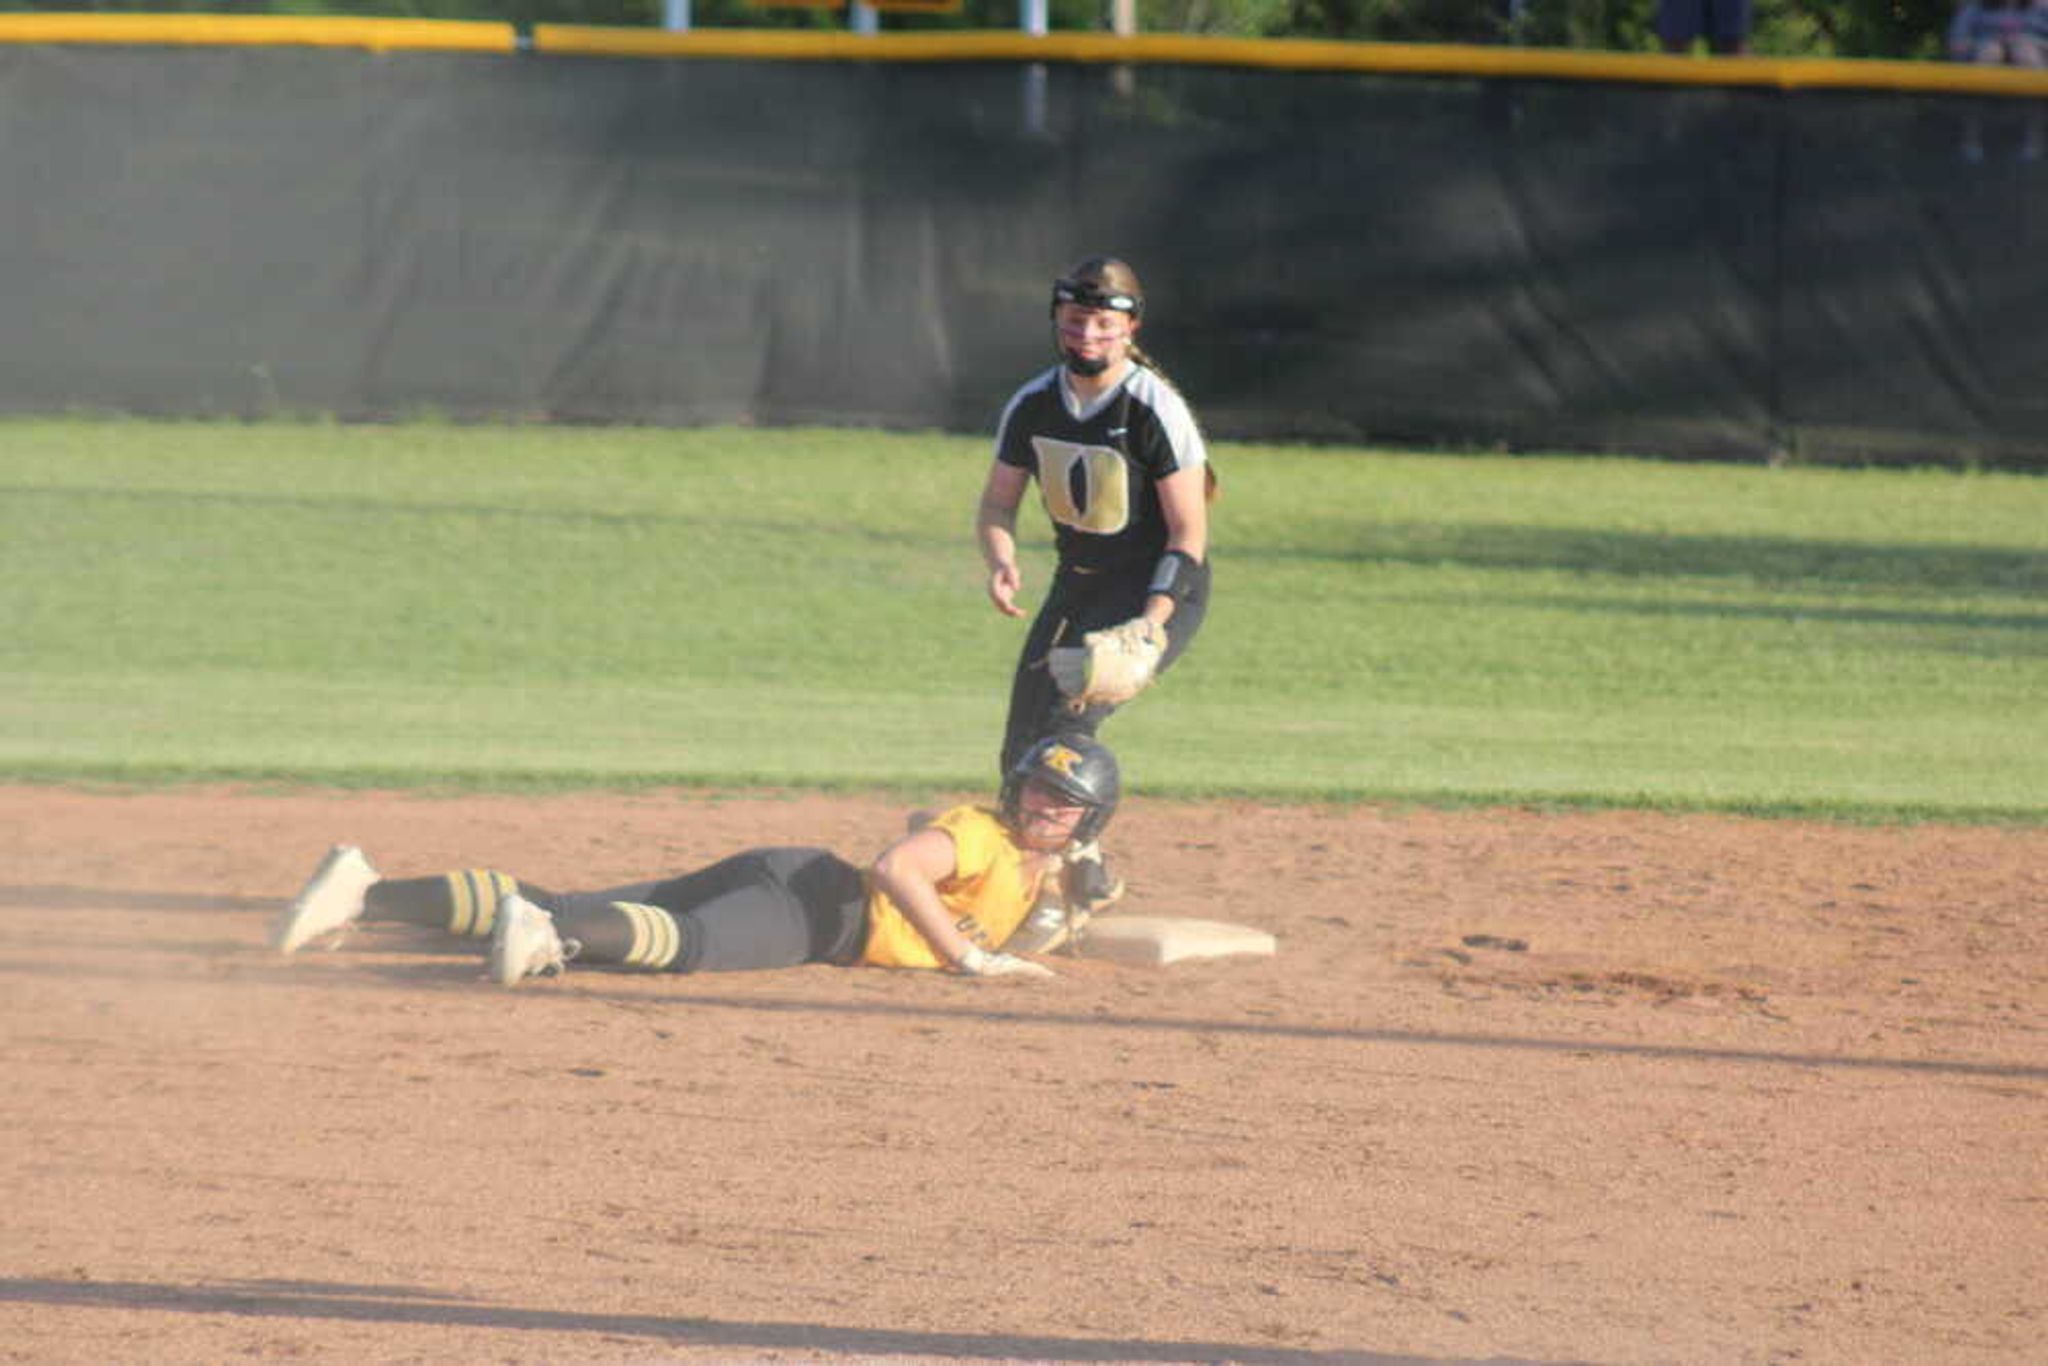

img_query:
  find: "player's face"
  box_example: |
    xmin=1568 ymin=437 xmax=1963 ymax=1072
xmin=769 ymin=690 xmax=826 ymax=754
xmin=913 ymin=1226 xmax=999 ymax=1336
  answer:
xmin=1053 ymin=302 xmax=1136 ymax=369
xmin=1013 ymin=778 xmax=1089 ymax=851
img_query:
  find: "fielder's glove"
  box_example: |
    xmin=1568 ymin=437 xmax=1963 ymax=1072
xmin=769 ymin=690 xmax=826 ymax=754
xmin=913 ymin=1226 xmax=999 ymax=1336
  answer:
xmin=1048 ymin=616 xmax=1167 ymax=709
xmin=1003 ymin=896 xmax=1088 ymax=955
xmin=1060 ymin=841 xmax=1124 ymax=913
xmin=954 ymin=946 xmax=1056 ymax=979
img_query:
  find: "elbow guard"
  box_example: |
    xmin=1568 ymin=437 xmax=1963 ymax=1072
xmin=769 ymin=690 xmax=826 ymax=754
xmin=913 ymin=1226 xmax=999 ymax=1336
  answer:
xmin=1148 ymin=549 xmax=1203 ymax=605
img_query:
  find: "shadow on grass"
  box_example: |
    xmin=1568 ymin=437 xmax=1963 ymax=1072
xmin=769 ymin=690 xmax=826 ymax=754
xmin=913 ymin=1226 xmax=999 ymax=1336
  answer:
xmin=16 ymin=487 xmax=2045 ymax=596
xmin=1245 ymin=522 xmax=2047 ymax=596
xmin=0 ymin=1276 xmax=1526 ymax=1364
xmin=3 ymin=483 xmax=960 ymax=553
xmin=1388 ymin=591 xmax=2048 ymax=643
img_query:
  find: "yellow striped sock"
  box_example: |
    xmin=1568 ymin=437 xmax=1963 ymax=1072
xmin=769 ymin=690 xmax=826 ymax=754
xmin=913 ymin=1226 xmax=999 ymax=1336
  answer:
xmin=613 ymin=901 xmax=681 ymax=970
xmin=446 ymin=870 xmax=518 ymax=938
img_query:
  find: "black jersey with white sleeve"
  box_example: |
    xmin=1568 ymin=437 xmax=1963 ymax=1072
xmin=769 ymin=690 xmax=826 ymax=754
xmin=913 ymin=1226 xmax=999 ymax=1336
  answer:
xmin=993 ymin=364 xmax=1208 ymax=576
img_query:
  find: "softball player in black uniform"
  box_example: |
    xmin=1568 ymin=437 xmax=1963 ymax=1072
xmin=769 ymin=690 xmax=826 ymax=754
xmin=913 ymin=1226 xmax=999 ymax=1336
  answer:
xmin=270 ymin=736 xmax=1120 ymax=984
xmin=976 ymin=256 xmax=1212 ymax=914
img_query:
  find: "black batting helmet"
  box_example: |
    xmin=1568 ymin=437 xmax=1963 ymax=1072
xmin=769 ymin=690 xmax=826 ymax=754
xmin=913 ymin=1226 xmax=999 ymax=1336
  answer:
xmin=1001 ymin=734 xmax=1121 ymax=844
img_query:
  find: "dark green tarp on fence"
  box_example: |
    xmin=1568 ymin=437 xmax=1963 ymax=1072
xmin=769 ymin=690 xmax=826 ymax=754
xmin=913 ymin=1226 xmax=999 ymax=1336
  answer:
xmin=1 ymin=45 xmax=2043 ymax=465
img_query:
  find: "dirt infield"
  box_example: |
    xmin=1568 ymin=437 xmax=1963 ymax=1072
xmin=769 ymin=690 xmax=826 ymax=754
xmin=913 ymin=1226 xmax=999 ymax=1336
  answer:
xmin=2 ymin=785 xmax=2041 ymax=1365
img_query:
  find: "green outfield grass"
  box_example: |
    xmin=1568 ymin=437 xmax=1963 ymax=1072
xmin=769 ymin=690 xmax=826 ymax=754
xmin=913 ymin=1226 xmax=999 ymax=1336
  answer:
xmin=3 ymin=418 xmax=2043 ymax=821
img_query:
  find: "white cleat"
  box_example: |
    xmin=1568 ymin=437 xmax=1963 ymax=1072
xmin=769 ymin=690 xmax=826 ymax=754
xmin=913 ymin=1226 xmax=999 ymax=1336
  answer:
xmin=272 ymin=845 xmax=380 ymax=954
xmin=488 ymin=893 xmax=574 ymax=986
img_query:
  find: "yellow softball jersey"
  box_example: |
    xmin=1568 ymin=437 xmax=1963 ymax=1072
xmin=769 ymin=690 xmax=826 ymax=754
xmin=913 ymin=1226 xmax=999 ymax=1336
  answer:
xmin=859 ymin=805 xmax=1048 ymax=969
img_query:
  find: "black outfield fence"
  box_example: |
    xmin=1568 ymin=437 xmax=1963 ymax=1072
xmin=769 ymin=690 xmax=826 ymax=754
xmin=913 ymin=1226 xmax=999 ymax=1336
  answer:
xmin=3 ymin=19 xmax=2045 ymax=467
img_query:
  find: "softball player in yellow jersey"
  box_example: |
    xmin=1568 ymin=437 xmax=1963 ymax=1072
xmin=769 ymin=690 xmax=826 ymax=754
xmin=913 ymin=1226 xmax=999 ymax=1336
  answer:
xmin=270 ymin=736 xmax=1122 ymax=984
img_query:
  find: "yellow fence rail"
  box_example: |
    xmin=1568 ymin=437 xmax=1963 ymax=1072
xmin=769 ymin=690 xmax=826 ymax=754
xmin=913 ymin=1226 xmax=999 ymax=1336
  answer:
xmin=0 ymin=13 xmax=515 ymax=53
xmin=5 ymin=16 xmax=2048 ymax=98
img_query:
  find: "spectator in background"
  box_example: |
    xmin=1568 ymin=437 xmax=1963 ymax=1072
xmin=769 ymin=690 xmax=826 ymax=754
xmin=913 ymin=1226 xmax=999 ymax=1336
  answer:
xmin=1656 ymin=0 xmax=1753 ymax=54
xmin=1948 ymin=0 xmax=2047 ymax=161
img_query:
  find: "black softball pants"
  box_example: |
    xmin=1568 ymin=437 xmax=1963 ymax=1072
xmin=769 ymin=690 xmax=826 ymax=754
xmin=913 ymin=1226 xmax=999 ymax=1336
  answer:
xmin=998 ymin=556 xmax=1210 ymax=776
xmin=557 ymin=847 xmax=869 ymax=973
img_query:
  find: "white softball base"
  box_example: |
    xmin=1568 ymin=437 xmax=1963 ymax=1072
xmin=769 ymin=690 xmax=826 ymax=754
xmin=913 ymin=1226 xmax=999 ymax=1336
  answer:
xmin=1078 ymin=915 xmax=1277 ymax=967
